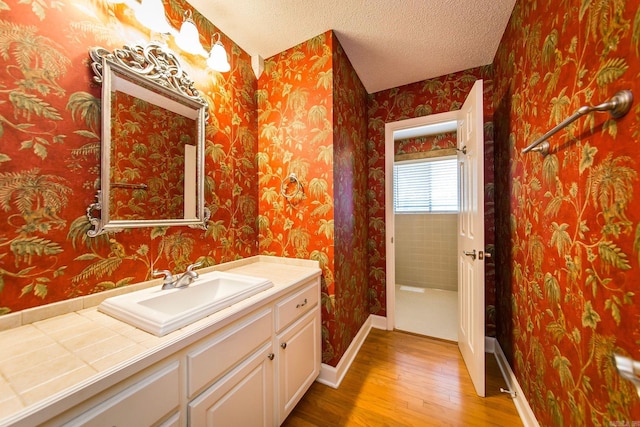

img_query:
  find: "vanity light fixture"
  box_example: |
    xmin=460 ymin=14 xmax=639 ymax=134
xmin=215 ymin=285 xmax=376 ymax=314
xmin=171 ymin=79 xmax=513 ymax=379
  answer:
xmin=112 ymin=0 xmax=231 ymax=72
xmin=206 ymin=33 xmax=231 ymax=72
xmin=174 ymin=10 xmax=207 ymax=56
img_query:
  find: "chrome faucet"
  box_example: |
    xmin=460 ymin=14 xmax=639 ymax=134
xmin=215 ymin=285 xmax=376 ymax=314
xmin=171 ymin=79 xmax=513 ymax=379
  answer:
xmin=153 ymin=261 xmax=203 ymax=290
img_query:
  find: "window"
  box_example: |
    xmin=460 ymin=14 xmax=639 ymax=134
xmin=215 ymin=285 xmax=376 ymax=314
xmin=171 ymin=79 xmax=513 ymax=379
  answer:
xmin=393 ymin=156 xmax=459 ymax=213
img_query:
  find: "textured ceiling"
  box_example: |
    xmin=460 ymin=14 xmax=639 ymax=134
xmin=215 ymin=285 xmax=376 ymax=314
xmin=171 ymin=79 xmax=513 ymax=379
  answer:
xmin=186 ymin=0 xmax=516 ymax=93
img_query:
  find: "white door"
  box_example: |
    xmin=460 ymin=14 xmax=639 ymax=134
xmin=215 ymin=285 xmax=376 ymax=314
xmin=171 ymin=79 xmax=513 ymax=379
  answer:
xmin=457 ymin=79 xmax=485 ymax=397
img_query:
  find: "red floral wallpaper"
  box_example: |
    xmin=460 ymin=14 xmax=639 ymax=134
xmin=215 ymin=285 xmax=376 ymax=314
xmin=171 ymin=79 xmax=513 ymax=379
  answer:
xmin=5 ymin=2 xmax=636 ymax=421
xmin=257 ymin=31 xmax=369 ymax=366
xmin=330 ymin=34 xmax=369 ymax=366
xmin=367 ymin=67 xmax=497 ymax=334
xmin=493 ymin=0 xmax=640 ymax=424
xmin=395 ymin=131 xmax=457 ymax=155
xmin=0 ymin=0 xmax=257 ymax=313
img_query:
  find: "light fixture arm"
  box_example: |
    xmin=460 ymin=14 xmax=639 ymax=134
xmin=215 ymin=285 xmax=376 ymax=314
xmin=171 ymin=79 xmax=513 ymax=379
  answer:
xmin=181 ymin=10 xmax=197 ymax=29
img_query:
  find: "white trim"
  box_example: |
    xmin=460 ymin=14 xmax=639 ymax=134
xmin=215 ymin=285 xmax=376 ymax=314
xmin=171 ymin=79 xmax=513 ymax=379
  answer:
xmin=485 ymin=336 xmax=495 ymax=353
xmin=369 ymin=314 xmax=387 ymax=330
xmin=491 ymin=338 xmax=540 ymax=427
xmin=316 ymin=315 xmax=386 ymax=388
xmin=393 ymin=120 xmax=457 ymax=140
xmin=251 ymin=55 xmax=264 ymax=79
xmin=384 ymin=111 xmax=460 ymax=331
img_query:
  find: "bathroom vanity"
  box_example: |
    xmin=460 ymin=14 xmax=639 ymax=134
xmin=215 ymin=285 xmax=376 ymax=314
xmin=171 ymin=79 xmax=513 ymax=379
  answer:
xmin=0 ymin=256 xmax=321 ymax=426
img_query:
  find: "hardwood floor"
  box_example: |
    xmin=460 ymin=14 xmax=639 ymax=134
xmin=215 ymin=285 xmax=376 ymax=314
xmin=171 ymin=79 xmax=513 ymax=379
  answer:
xmin=283 ymin=329 xmax=523 ymax=427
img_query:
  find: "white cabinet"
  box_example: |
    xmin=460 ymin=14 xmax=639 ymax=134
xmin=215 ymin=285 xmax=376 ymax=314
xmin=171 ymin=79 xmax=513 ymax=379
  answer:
xmin=274 ymin=281 xmax=319 ymax=332
xmin=188 ymin=342 xmax=275 ymax=426
xmin=188 ymin=277 xmax=321 ymax=426
xmin=65 ymin=361 xmax=180 ymax=427
xmin=186 ymin=309 xmax=273 ymax=398
xmin=274 ymin=281 xmax=321 ymax=424
xmin=13 ymin=267 xmax=321 ymax=427
xmin=186 ymin=308 xmax=275 ymax=426
xmin=276 ymin=309 xmax=320 ymax=424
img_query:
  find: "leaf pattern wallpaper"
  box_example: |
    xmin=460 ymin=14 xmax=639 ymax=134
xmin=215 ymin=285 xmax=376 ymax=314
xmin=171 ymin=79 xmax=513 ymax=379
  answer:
xmin=0 ymin=0 xmax=258 ymax=313
xmin=257 ymin=31 xmax=369 ymax=366
xmin=367 ymin=66 xmax=497 ymax=335
xmin=3 ymin=0 xmax=640 ymax=422
xmin=330 ymin=34 xmax=369 ymax=366
xmin=493 ymin=0 xmax=640 ymax=424
xmin=395 ymin=131 xmax=458 ymax=156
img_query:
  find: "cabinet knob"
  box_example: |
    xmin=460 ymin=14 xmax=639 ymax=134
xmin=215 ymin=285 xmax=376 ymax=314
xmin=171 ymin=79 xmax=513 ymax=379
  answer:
xmin=281 ymin=342 xmax=287 ymax=349
xmin=296 ymin=298 xmax=308 ymax=308
xmin=267 ymin=353 xmax=274 ymax=360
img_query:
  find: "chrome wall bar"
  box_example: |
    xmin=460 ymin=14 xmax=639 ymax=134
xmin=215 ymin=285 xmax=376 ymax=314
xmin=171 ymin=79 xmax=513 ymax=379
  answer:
xmin=613 ymin=352 xmax=640 ymax=398
xmin=111 ymin=182 xmax=148 ymax=190
xmin=522 ymin=90 xmax=633 ymax=155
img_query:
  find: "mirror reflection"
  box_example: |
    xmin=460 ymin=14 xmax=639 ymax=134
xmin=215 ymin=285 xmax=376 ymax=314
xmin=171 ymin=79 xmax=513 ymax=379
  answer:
xmin=86 ymin=42 xmax=210 ymax=236
xmin=109 ymin=82 xmax=198 ymax=220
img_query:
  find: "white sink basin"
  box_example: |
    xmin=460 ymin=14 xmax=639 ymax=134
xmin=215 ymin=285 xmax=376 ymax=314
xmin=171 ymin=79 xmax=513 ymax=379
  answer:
xmin=98 ymin=271 xmax=273 ymax=336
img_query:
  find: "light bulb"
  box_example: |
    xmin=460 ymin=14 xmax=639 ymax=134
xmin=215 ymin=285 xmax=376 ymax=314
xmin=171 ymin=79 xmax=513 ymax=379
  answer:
xmin=175 ymin=11 xmax=206 ymax=55
xmin=207 ymin=41 xmax=231 ymax=72
xmin=134 ymin=0 xmax=172 ymax=34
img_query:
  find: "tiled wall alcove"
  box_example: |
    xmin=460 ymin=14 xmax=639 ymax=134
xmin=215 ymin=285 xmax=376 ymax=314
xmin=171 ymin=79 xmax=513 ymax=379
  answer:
xmin=394 ymin=213 xmax=458 ymax=291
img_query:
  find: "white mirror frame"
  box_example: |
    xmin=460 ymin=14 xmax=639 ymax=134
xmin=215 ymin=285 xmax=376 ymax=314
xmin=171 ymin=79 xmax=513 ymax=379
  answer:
xmin=86 ymin=42 xmax=210 ymax=236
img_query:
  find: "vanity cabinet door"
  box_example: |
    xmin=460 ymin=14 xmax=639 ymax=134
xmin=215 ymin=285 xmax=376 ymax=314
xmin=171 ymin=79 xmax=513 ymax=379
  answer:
xmin=276 ymin=308 xmax=320 ymax=425
xmin=188 ymin=343 xmax=275 ymax=426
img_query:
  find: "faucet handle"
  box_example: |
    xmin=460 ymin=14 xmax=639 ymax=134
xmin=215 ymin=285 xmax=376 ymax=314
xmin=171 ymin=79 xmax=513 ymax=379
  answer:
xmin=152 ymin=269 xmax=174 ymax=284
xmin=186 ymin=261 xmax=203 ymax=272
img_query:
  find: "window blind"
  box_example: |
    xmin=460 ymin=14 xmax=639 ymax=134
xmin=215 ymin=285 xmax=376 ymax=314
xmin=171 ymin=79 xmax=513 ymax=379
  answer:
xmin=393 ymin=157 xmax=459 ymax=213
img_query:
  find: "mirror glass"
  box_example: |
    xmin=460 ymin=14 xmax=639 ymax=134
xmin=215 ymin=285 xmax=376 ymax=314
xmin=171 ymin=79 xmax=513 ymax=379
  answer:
xmin=87 ymin=43 xmax=210 ymax=236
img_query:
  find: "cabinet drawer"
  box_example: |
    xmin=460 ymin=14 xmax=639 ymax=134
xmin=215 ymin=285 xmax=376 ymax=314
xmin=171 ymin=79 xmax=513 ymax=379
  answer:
xmin=275 ymin=280 xmax=319 ymax=333
xmin=187 ymin=308 xmax=272 ymax=397
xmin=67 ymin=361 xmax=179 ymax=426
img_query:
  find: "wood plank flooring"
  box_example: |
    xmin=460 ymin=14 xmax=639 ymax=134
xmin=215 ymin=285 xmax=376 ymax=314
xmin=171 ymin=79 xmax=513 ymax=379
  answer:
xmin=283 ymin=329 xmax=523 ymax=427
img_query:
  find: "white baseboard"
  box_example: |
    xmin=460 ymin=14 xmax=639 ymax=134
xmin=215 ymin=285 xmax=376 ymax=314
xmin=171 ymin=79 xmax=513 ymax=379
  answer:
xmin=316 ymin=314 xmax=385 ymax=388
xmin=490 ymin=337 xmax=540 ymax=427
xmin=485 ymin=336 xmax=495 ymax=353
xmin=369 ymin=314 xmax=387 ymax=330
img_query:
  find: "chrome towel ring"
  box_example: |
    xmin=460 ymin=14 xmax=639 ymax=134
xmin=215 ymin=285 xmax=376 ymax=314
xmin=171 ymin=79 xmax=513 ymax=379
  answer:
xmin=280 ymin=173 xmax=303 ymax=200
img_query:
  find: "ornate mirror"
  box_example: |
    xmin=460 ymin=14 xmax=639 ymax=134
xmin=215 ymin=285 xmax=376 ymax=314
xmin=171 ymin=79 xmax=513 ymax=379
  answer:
xmin=87 ymin=42 xmax=210 ymax=236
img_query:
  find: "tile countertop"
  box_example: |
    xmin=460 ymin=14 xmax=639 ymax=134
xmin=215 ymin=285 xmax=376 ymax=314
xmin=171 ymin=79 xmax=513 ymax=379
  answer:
xmin=0 ymin=256 xmax=321 ymax=425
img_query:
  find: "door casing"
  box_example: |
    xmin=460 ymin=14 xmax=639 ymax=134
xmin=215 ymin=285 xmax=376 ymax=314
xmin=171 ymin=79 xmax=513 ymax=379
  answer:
xmin=384 ymin=110 xmax=459 ymax=331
